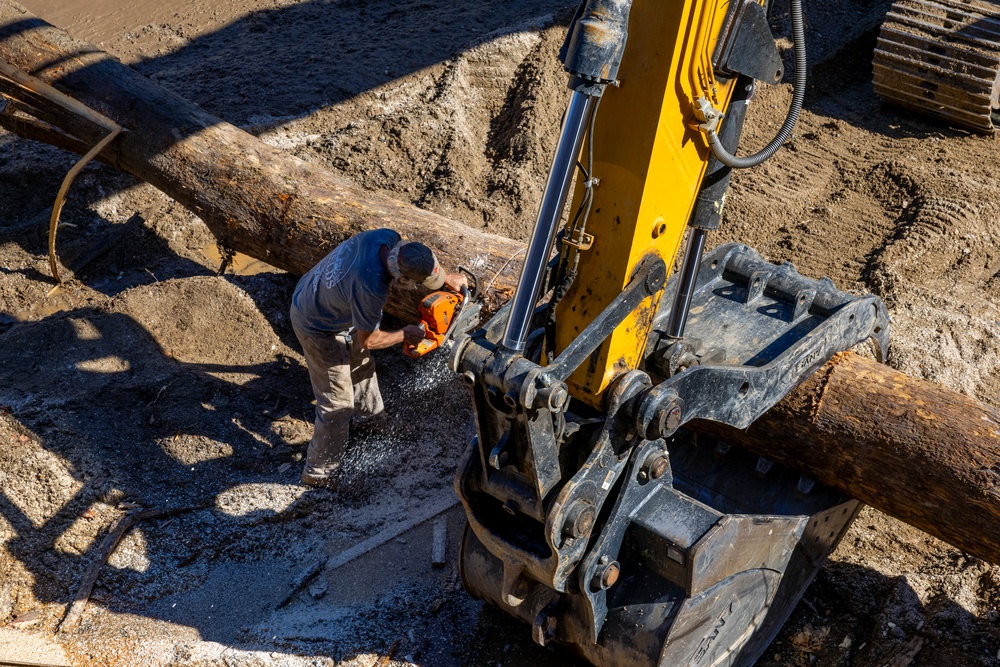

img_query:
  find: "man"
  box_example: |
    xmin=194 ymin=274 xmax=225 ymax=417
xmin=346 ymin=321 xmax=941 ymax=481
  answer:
xmin=290 ymin=228 xmax=466 ymax=488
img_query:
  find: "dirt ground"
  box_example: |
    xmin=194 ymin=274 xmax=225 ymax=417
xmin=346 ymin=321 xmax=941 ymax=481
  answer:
xmin=1 ymin=0 xmax=1000 ymax=664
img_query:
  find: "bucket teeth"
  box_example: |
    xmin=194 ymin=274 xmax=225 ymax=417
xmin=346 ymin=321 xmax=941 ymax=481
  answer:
xmin=873 ymin=0 xmax=1000 ymax=133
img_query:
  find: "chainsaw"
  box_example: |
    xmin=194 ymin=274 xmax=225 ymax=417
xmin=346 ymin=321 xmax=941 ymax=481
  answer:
xmin=404 ymin=267 xmax=482 ymax=358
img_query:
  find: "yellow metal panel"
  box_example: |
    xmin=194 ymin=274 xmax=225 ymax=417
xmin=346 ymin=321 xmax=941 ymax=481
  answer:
xmin=554 ymin=0 xmax=739 ymax=407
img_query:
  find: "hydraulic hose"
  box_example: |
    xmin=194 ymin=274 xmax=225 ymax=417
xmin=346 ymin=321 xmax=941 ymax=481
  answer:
xmin=706 ymin=0 xmax=805 ymax=168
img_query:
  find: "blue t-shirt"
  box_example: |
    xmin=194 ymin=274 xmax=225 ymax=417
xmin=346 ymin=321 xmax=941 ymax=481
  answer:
xmin=291 ymin=228 xmax=400 ymax=335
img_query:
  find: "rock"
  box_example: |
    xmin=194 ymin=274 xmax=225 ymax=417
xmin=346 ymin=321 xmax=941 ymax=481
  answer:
xmin=308 ymin=580 xmax=328 ymax=599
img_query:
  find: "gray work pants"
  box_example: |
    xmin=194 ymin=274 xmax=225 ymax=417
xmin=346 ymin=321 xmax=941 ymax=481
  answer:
xmin=291 ymin=319 xmax=384 ymax=478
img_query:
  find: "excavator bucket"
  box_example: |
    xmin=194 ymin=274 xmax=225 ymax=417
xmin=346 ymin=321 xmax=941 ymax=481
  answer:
xmin=453 ymin=244 xmax=888 ymax=666
xmin=461 ymin=440 xmax=860 ymax=666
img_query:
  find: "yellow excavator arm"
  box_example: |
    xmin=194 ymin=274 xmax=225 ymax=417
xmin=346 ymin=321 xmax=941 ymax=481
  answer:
xmin=553 ymin=0 xmax=743 ymax=405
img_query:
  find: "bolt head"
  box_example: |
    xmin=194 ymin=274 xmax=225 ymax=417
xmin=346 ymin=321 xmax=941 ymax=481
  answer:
xmin=592 ymin=560 xmax=621 ymax=590
xmin=648 ymin=455 xmax=668 ymax=480
xmin=572 ymin=507 xmax=595 ymax=537
xmin=549 ymin=384 xmax=568 ymax=410
xmin=665 ymin=405 xmax=682 ymax=431
xmin=563 ymin=501 xmax=595 ymax=539
xmin=602 ymin=561 xmax=620 ymax=588
xmin=652 ymin=403 xmax=683 ymax=437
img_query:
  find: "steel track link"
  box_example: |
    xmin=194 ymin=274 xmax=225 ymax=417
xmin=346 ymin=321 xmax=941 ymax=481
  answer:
xmin=874 ymin=0 xmax=1000 ymax=132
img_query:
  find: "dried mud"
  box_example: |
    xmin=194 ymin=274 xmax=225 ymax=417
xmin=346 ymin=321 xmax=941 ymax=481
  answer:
xmin=1 ymin=0 xmax=1000 ymax=664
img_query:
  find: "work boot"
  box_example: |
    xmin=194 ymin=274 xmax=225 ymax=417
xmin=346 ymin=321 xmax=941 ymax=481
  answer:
xmin=301 ymin=469 xmax=340 ymax=491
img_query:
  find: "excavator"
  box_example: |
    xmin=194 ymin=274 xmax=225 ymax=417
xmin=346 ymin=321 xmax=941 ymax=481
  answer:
xmin=447 ymin=0 xmax=895 ymax=663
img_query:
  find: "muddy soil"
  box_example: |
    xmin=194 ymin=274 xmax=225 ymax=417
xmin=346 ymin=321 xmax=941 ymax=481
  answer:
xmin=1 ymin=0 xmax=999 ymax=665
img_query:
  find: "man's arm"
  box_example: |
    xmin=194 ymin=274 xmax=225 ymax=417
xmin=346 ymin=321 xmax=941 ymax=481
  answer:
xmin=355 ymin=325 xmax=425 ymax=351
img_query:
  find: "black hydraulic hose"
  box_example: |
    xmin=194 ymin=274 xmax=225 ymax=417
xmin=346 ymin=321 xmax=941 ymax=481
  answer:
xmin=707 ymin=0 xmax=805 ymax=168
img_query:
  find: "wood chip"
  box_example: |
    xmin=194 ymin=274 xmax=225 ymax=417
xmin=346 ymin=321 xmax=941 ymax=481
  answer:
xmin=431 ymin=515 xmax=447 ymax=568
xmin=886 ymin=636 xmax=925 ymax=667
xmin=11 ymin=610 xmax=42 ymax=628
xmin=376 ymin=639 xmax=400 ymax=667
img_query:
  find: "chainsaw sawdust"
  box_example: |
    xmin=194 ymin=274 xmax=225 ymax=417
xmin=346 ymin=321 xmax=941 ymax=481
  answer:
xmin=2 ymin=0 xmax=1000 ymax=664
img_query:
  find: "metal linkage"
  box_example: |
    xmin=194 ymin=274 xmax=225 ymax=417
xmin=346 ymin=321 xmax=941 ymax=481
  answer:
xmin=454 ymin=258 xmax=668 ymax=592
xmin=644 ymin=242 xmax=891 ymax=439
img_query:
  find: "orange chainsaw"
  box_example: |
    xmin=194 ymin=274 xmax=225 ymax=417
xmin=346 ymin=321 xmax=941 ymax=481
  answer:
xmin=404 ymin=268 xmax=481 ymax=358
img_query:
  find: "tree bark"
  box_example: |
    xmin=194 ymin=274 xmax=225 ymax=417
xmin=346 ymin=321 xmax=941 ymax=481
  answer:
xmin=2 ymin=2 xmax=999 ymax=564
xmin=693 ymin=352 xmax=1000 ymax=564
xmin=0 ymin=0 xmax=524 ymax=319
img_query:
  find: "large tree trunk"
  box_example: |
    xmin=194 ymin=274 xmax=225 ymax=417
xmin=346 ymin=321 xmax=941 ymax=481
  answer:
xmin=693 ymin=352 xmax=1000 ymax=564
xmin=0 ymin=0 xmax=525 ymax=319
xmin=2 ymin=2 xmax=999 ymax=564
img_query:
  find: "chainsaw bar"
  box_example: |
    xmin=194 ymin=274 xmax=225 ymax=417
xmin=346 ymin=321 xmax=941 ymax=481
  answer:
xmin=873 ymin=0 xmax=1000 ymax=133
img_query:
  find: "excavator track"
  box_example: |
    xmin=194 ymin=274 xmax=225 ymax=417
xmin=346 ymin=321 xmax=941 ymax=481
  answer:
xmin=873 ymin=0 xmax=1000 ymax=133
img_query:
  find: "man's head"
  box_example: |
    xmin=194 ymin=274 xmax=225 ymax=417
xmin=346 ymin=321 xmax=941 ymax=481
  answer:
xmin=387 ymin=241 xmax=445 ymax=290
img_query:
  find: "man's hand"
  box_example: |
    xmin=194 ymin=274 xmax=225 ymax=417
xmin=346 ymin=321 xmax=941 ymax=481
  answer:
xmin=403 ymin=324 xmax=426 ymax=345
xmin=354 ymin=324 xmax=424 ymax=350
xmin=444 ymin=272 xmax=468 ymax=292
xmin=356 ymin=326 xmax=426 ymax=350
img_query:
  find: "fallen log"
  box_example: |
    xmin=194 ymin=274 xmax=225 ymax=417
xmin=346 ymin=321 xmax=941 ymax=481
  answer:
xmin=0 ymin=0 xmax=525 ymax=319
xmin=1 ymin=2 xmax=999 ymax=565
xmin=693 ymin=352 xmax=1000 ymax=564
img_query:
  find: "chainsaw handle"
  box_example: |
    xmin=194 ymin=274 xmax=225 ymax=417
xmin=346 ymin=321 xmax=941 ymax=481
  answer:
xmin=458 ymin=266 xmax=480 ymax=301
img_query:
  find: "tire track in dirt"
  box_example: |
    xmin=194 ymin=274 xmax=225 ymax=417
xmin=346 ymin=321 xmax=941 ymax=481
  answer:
xmin=869 ymin=191 xmax=1000 ymax=402
xmin=271 ymin=15 xmax=569 ymax=243
xmin=724 ymin=99 xmax=903 ymax=290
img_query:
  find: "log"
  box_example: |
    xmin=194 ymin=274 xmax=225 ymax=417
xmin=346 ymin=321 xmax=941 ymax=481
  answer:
xmin=2 ymin=2 xmax=999 ymax=565
xmin=0 ymin=0 xmax=525 ymax=319
xmin=693 ymin=352 xmax=1000 ymax=564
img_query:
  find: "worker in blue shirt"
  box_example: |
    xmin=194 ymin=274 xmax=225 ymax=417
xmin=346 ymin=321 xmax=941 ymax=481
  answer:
xmin=290 ymin=228 xmax=466 ymax=488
